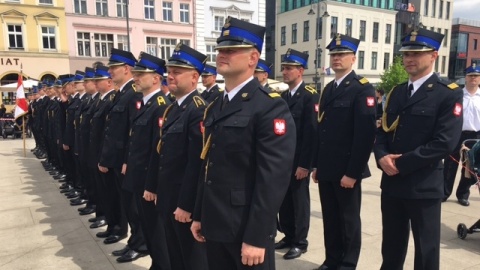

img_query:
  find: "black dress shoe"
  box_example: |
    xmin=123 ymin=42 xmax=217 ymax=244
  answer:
xmin=90 ymin=219 xmax=107 ymax=228
xmin=60 ymin=187 xmax=73 ymax=193
xmin=66 ymin=191 xmax=81 ymax=199
xmin=88 ymin=217 xmax=97 ymax=222
xmin=283 ymin=247 xmax=307 ymax=260
xmin=70 ymin=198 xmax=88 ymax=206
xmin=274 ymin=240 xmax=290 ymax=250
xmin=79 ymin=207 xmax=95 ymax=215
xmin=57 ymin=178 xmax=67 ymax=183
xmin=96 ymin=230 xmax=112 ymax=238
xmin=317 ymin=264 xmax=333 ymax=270
xmin=116 ymin=250 xmax=147 ymax=263
xmin=458 ymin=199 xmax=470 ymax=206
xmin=104 ymin=234 xmax=127 ymax=244
xmin=54 ymin=174 xmax=67 ymax=180
xmin=112 ymin=245 xmax=130 ymax=256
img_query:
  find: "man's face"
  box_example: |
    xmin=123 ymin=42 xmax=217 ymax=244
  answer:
xmin=65 ymin=83 xmax=75 ymax=95
xmin=330 ymin=52 xmax=356 ymax=73
xmin=133 ymin=72 xmax=158 ymax=93
xmin=167 ymin=66 xmax=198 ymax=96
xmin=282 ymin=65 xmax=303 ymax=85
xmin=74 ymin=82 xmax=84 ymax=91
xmin=201 ymin=74 xmax=216 ymax=88
xmin=466 ymin=74 xmax=480 ymax=88
xmin=95 ymin=78 xmax=111 ymax=94
xmin=108 ymin=64 xmax=127 ymax=85
xmin=402 ymin=51 xmax=437 ymax=78
xmin=216 ymin=47 xmax=256 ymax=77
xmin=84 ymin=80 xmax=96 ymax=94
xmin=254 ymin=71 xmax=268 ymax=84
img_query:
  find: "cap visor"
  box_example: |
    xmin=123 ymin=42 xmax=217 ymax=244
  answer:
xmin=399 ymin=46 xmax=435 ymax=52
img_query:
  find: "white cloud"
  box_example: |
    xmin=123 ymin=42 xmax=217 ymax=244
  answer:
xmin=453 ymin=0 xmax=480 ymax=19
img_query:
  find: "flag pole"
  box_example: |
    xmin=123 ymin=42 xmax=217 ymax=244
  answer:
xmin=22 ymin=115 xmax=26 ymax=157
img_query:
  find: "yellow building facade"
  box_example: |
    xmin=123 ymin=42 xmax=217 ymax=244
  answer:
xmin=0 ymin=0 xmax=69 ymax=109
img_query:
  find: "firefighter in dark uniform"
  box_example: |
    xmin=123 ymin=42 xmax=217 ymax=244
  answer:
xmin=200 ymin=64 xmax=222 ymax=103
xmin=123 ymin=52 xmax=171 ymax=268
xmin=190 ymin=17 xmax=296 ymax=270
xmin=88 ymin=66 xmax=117 ymax=239
xmin=374 ymin=28 xmax=463 ymax=270
xmin=254 ymin=59 xmax=274 ymax=91
xmin=443 ymin=64 xmax=480 ymax=206
xmin=35 ymin=82 xmax=48 ymax=159
xmin=275 ymin=49 xmax=318 ymax=260
xmin=143 ymin=43 xmax=208 ymax=270
xmin=312 ymin=34 xmax=376 ymax=270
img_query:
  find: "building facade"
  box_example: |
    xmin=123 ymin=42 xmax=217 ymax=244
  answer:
xmin=66 ymin=0 xmax=195 ymax=72
xmin=449 ymin=18 xmax=480 ymax=82
xmin=0 ymin=0 xmax=69 ymax=105
xmin=276 ymin=0 xmax=396 ymax=89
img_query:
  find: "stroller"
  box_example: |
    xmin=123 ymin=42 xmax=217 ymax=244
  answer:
xmin=457 ymin=139 xmax=480 ymax=239
xmin=0 ymin=113 xmax=23 ymax=139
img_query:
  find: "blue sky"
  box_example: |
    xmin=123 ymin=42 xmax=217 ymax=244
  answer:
xmin=453 ymin=0 xmax=480 ymax=19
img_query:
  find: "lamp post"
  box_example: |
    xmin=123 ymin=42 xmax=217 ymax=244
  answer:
xmin=308 ymin=0 xmax=329 ymax=90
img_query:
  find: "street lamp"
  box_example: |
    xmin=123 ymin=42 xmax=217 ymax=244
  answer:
xmin=308 ymin=0 xmax=329 ymax=90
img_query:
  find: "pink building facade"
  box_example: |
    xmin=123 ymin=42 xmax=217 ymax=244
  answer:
xmin=65 ymin=0 xmax=195 ymax=72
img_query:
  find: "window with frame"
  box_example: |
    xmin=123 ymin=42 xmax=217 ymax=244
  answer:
xmin=443 ymin=29 xmax=448 ymax=47
xmin=346 ymin=18 xmax=352 ymax=37
xmin=303 ymin=20 xmax=309 ymax=42
xmin=7 ymin=24 xmax=23 ymax=49
xmin=316 ymin=17 xmax=323 ymax=39
xmin=281 ymin=26 xmax=286 ymax=46
xmin=435 ymin=56 xmax=439 ymax=71
xmin=359 ymin=20 xmax=366 ymax=41
xmin=117 ymin=35 xmax=128 ymax=51
xmin=96 ymin=0 xmax=108 ymax=16
xmin=475 ymin=39 xmax=478 ymax=50
xmin=206 ymin=44 xmax=216 ymax=63
xmin=94 ymin=33 xmax=114 ymax=57
xmin=383 ymin=52 xmax=390 ymax=70
xmin=162 ymin=2 xmax=172 ymax=21
xmin=439 ymin=0 xmax=443 ymax=18
xmin=432 ymin=0 xmax=436 ymax=17
xmin=292 ymin=23 xmax=297 ymax=44
xmin=373 ymin=22 xmax=379 ymax=43
xmin=441 ymin=56 xmax=446 ymax=73
xmin=41 ymin=26 xmax=56 ymax=50
xmin=385 ymin=24 xmax=391 ymax=44
xmin=424 ymin=0 xmax=429 ymax=16
xmin=160 ymin=38 xmax=176 ymax=59
xmin=180 ymin=3 xmax=189 ymax=23
xmin=214 ymin=16 xmax=224 ymax=31
xmin=358 ymin=51 xmax=364 ymax=69
xmin=315 ymin=48 xmax=322 ymax=68
xmin=330 ymin=16 xmax=338 ymax=38
xmin=146 ymin=37 xmax=158 ymax=56
xmin=117 ymin=0 xmax=126 ymax=18
xmin=446 ymin=1 xmax=450 ymax=20
xmin=145 ymin=0 xmax=155 ymax=20
xmin=39 ymin=0 xmax=53 ymax=4
xmin=180 ymin=39 xmax=190 ymax=46
xmin=371 ymin=51 xmax=377 ymax=70
xmin=77 ymin=32 xmax=91 ymax=56
xmin=74 ymin=0 xmax=87 ymax=14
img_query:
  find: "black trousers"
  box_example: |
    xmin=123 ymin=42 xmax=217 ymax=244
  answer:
xmin=120 ymin=187 xmax=146 ymax=252
xmin=318 ymin=180 xmax=362 ymax=270
xmin=380 ymin=197 xmax=441 ymax=270
xmin=63 ymin=148 xmax=77 ymax=187
xmin=89 ymin=167 xmax=104 ymax=218
xmin=443 ymin=131 xmax=479 ymax=200
xmin=278 ymin=175 xmax=310 ymax=248
xmin=99 ymin=169 xmax=124 ymax=234
xmin=205 ymin=240 xmax=274 ymax=270
xmin=135 ymin=193 xmax=171 ymax=270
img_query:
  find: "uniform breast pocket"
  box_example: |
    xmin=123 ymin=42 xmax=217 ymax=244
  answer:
xmin=167 ymin=123 xmax=184 ymax=134
xmin=112 ymin=105 xmax=125 ymax=114
xmin=411 ymin=107 xmax=435 ymax=117
xmin=333 ymin=100 xmax=352 ymax=108
xmin=135 ymin=119 xmax=148 ymax=126
xmin=222 ymin=116 xmax=250 ymax=152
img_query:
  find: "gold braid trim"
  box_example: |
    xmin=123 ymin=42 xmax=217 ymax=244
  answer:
xmin=317 ymin=89 xmax=325 ymax=123
xmin=156 ymin=103 xmax=174 ymax=154
xmin=381 ymin=86 xmax=399 ymax=133
xmin=200 ymin=99 xmax=217 ymax=160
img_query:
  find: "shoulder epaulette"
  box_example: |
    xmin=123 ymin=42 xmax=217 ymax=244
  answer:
xmin=269 ymin=93 xmax=281 ymax=98
xmin=157 ymin=96 xmax=166 ymax=105
xmin=304 ymin=85 xmax=318 ymax=94
xmin=358 ymin=77 xmax=369 ymax=85
xmin=109 ymin=93 xmax=115 ymax=101
xmin=192 ymin=96 xmax=206 ymax=107
xmin=132 ymin=84 xmax=137 ymax=92
xmin=447 ymin=82 xmax=459 ymax=90
xmin=219 ymin=88 xmax=224 ymax=92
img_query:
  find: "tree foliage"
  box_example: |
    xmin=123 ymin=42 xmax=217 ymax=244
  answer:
xmin=378 ymin=56 xmax=409 ymax=94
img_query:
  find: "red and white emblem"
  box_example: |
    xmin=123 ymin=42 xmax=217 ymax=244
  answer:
xmin=200 ymin=121 xmax=205 ymax=134
xmin=274 ymin=119 xmax=286 ymax=135
xmin=158 ymin=117 xmax=164 ymax=127
xmin=314 ymin=104 xmax=319 ymax=112
xmin=366 ymin=97 xmax=375 ymax=107
xmin=136 ymin=101 xmax=142 ymax=110
xmin=454 ymin=103 xmax=462 ymax=116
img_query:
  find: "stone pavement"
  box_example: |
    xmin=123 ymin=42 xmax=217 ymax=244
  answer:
xmin=0 ymin=138 xmax=479 ymax=270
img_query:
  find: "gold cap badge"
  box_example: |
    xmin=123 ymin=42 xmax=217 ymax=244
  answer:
xmin=335 ymin=34 xmax=342 ymax=45
xmin=410 ymin=31 xmax=417 ymax=42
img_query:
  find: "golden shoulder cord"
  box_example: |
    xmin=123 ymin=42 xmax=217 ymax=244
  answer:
xmin=200 ymin=100 xmax=216 ymax=160
xmin=156 ymin=103 xmax=174 ymax=154
xmin=381 ymin=86 xmax=399 ymax=133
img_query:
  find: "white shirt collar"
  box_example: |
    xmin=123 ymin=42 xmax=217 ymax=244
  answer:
xmin=224 ymin=76 xmax=254 ymax=101
xmin=409 ymin=72 xmax=434 ymax=95
xmin=101 ymin=89 xmax=115 ymax=100
xmin=335 ymin=70 xmax=353 ymax=87
xmin=289 ymin=81 xmax=303 ymax=96
xmin=177 ymin=89 xmax=196 ymax=106
xmin=143 ymin=89 xmax=161 ymax=104
xmin=119 ymin=79 xmax=133 ymax=92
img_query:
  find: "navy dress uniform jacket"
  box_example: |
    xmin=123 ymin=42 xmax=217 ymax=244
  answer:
xmin=313 ymin=71 xmax=377 ymax=181
xmin=201 ymin=84 xmax=222 ymax=103
xmin=88 ymin=91 xmax=115 ymax=169
xmin=73 ymin=93 xmax=90 ymax=156
xmin=99 ymin=81 xmax=142 ymax=170
xmin=193 ymin=79 xmax=296 ymax=248
xmin=374 ymin=75 xmax=463 ymax=199
xmin=281 ymin=82 xmax=319 ymax=169
xmin=123 ymin=92 xmax=170 ymax=195
xmin=78 ymin=93 xmax=99 ymax=163
xmin=64 ymin=96 xmax=81 ymax=147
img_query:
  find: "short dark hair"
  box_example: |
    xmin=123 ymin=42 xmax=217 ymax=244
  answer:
xmin=376 ymin=89 xmax=384 ymax=95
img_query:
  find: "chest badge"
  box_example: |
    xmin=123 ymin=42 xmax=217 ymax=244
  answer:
xmin=274 ymin=119 xmax=286 ymax=136
xmin=136 ymin=101 xmax=142 ymax=110
xmin=366 ymin=97 xmax=375 ymax=107
xmin=454 ymin=103 xmax=462 ymax=117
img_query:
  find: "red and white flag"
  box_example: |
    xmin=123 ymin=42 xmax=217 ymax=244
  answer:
xmin=14 ymin=74 xmax=28 ymax=119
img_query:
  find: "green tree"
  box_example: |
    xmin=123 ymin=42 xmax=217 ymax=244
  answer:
xmin=378 ymin=56 xmax=409 ymax=94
